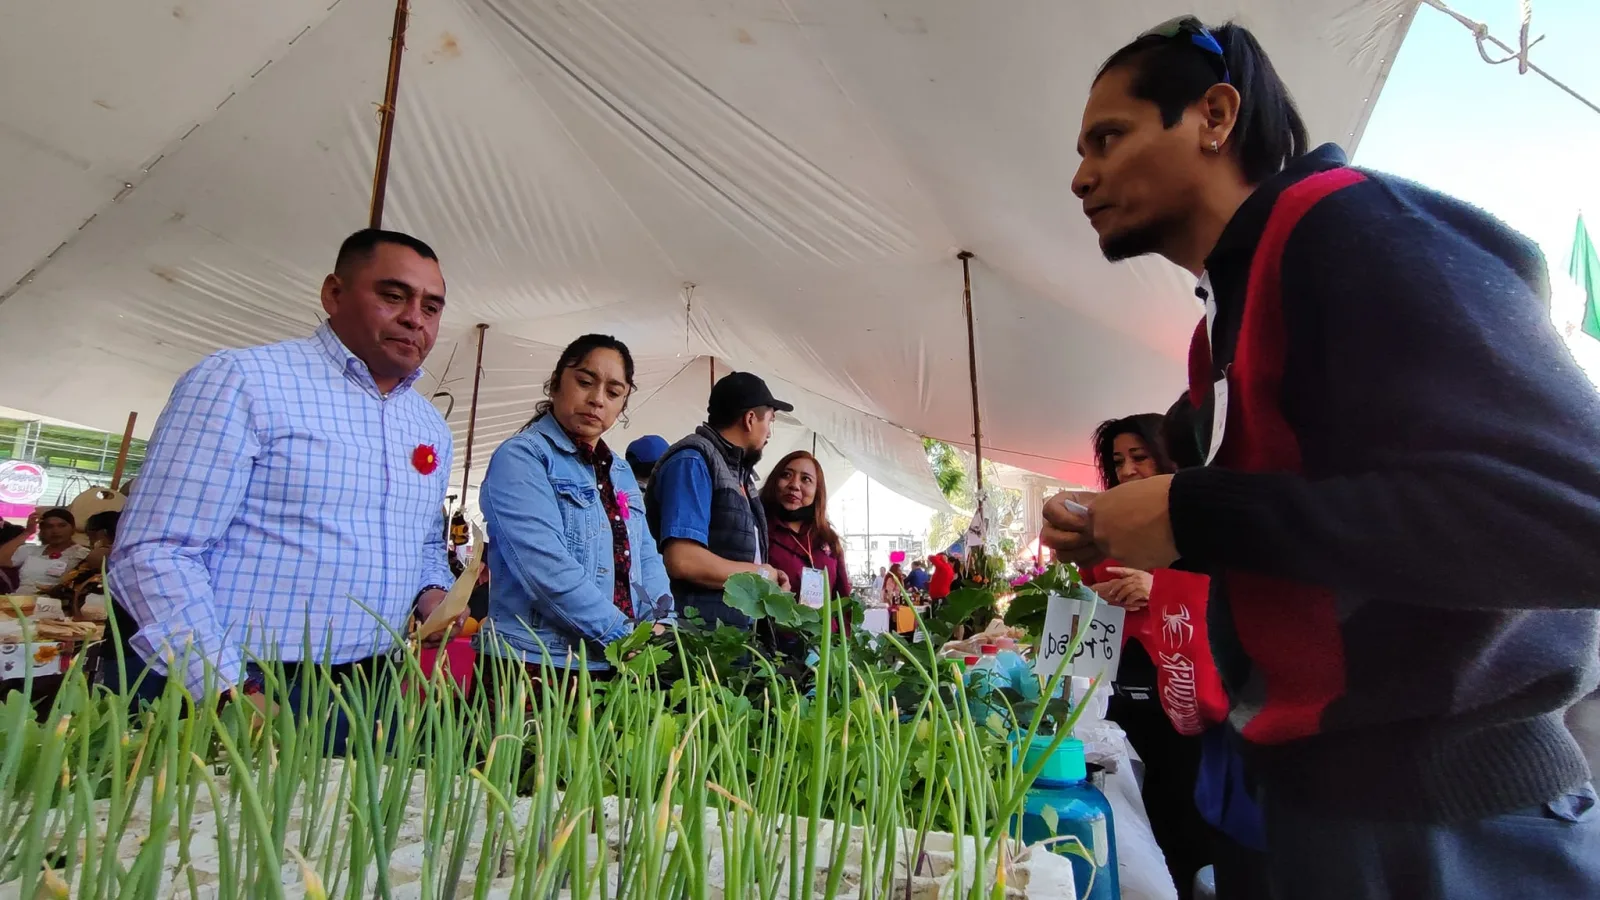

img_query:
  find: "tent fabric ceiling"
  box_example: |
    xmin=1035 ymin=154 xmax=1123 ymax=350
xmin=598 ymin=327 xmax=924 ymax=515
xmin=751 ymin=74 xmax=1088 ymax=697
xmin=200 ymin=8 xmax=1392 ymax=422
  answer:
xmin=0 ymin=0 xmax=1416 ymax=500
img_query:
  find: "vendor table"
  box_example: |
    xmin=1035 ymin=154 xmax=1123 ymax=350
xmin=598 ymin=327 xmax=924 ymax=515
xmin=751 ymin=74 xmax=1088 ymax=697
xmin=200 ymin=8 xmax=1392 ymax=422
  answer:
xmin=1080 ymin=719 xmax=1181 ymax=900
xmin=1 ymin=597 xmax=105 ymax=717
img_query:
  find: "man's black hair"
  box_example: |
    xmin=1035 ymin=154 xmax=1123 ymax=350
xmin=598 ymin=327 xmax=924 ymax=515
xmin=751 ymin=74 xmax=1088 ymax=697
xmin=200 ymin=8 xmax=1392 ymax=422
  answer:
xmin=708 ymin=405 xmax=770 ymax=431
xmin=86 ymin=510 xmax=121 ymax=540
xmin=1097 ymin=21 xmax=1309 ymax=184
xmin=334 ymin=228 xmax=439 ymax=274
xmin=1162 ymin=394 xmax=1205 ymax=471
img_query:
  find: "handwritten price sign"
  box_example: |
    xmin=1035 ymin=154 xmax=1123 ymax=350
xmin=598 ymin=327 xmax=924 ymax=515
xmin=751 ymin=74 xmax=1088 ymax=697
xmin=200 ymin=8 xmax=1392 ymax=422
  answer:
xmin=1033 ymin=588 xmax=1126 ymax=683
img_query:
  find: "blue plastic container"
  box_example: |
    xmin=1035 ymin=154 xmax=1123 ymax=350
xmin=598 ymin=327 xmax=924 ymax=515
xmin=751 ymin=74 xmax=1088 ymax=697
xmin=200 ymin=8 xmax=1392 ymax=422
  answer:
xmin=1015 ymin=736 xmax=1119 ymax=900
xmin=994 ymin=648 xmax=1037 ymax=700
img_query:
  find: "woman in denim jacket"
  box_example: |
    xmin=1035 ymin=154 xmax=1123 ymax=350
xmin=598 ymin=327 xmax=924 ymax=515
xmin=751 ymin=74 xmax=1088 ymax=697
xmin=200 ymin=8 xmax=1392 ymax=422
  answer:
xmin=478 ymin=334 xmax=673 ymax=678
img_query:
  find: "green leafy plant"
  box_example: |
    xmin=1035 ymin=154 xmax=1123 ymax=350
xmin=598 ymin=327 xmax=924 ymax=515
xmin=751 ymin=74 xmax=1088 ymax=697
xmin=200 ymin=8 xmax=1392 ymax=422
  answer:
xmin=1004 ymin=561 xmax=1083 ymax=636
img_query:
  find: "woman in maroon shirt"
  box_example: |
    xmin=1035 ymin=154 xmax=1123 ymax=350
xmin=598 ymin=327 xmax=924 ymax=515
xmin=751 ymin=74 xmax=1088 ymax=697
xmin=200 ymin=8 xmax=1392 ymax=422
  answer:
xmin=758 ymin=451 xmax=851 ymax=600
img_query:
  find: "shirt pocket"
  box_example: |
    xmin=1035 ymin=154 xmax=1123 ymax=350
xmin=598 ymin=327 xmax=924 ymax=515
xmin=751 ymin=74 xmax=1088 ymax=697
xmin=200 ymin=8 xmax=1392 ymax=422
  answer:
xmin=550 ymin=479 xmax=598 ymax=556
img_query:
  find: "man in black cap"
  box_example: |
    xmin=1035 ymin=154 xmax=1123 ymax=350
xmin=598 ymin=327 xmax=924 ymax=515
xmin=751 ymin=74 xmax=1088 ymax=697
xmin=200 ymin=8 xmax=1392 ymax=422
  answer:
xmin=646 ymin=371 xmax=792 ymax=628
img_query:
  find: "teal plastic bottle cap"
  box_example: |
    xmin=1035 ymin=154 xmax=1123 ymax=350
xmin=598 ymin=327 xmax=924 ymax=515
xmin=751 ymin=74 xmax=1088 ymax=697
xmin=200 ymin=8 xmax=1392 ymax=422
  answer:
xmin=1024 ymin=736 xmax=1087 ymax=784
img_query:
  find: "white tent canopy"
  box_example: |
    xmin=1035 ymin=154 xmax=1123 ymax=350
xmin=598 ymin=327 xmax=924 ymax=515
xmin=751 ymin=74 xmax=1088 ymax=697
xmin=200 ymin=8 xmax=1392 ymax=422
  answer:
xmin=0 ymin=0 xmax=1415 ymax=501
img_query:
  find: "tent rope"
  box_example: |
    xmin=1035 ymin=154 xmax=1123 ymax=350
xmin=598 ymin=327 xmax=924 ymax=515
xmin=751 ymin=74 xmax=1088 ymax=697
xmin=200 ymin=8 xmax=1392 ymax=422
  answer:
xmin=1422 ymin=0 xmax=1599 ymax=117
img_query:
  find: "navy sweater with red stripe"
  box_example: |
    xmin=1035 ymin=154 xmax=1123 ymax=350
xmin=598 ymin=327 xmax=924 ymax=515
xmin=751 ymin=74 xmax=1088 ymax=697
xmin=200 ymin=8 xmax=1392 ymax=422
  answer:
xmin=1170 ymin=144 xmax=1600 ymax=822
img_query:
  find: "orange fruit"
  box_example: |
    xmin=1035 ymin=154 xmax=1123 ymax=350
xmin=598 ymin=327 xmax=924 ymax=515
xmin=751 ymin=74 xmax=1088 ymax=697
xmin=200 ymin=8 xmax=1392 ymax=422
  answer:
xmin=460 ymin=617 xmax=481 ymax=637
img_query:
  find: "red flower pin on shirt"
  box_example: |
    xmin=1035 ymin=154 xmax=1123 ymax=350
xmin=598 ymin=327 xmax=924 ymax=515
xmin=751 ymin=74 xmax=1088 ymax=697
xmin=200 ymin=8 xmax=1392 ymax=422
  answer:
xmin=616 ymin=491 xmax=631 ymax=521
xmin=412 ymin=444 xmax=439 ymax=475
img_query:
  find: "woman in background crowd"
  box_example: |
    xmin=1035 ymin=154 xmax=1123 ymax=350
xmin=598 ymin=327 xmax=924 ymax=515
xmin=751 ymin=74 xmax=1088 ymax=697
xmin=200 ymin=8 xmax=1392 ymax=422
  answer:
xmin=69 ymin=510 xmax=161 ymax=702
xmin=0 ymin=507 xmax=88 ymax=595
xmin=478 ymin=335 xmax=673 ymax=691
xmin=927 ymin=553 xmax=955 ymax=603
xmin=47 ymin=510 xmax=119 ymax=614
xmin=1079 ymin=413 xmax=1232 ymax=900
xmin=881 ymin=562 xmax=906 ymax=605
xmin=760 ymin=450 xmax=851 ymax=602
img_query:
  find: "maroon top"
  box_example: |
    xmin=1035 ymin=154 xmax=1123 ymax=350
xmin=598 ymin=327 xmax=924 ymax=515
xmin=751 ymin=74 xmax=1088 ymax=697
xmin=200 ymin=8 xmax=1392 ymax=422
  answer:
xmin=573 ymin=438 xmax=633 ymax=618
xmin=766 ymin=519 xmax=852 ymax=599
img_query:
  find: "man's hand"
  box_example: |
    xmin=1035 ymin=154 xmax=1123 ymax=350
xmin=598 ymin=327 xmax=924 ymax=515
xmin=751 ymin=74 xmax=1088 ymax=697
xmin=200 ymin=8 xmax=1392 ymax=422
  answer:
xmin=219 ymin=686 xmax=278 ymax=727
xmin=1093 ymin=566 xmax=1154 ymax=611
xmin=1090 ymin=475 xmax=1178 ymax=570
xmin=1041 ymin=491 xmax=1101 ymax=566
xmin=415 ymin=588 xmax=463 ymax=645
xmin=24 ymin=509 xmax=41 ymax=534
xmin=772 ymin=568 xmax=791 ymax=591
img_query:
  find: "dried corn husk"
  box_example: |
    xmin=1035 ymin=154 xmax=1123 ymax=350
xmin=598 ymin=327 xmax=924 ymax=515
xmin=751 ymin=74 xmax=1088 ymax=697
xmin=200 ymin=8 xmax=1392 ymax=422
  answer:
xmin=414 ymin=523 xmax=483 ymax=642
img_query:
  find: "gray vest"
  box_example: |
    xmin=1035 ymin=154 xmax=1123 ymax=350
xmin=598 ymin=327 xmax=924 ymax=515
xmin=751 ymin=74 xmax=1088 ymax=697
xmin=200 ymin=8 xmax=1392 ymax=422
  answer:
xmin=646 ymin=425 xmax=768 ymax=627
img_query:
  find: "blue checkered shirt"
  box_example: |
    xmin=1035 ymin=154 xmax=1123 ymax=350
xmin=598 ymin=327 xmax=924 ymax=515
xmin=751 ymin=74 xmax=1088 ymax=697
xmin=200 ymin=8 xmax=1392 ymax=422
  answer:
xmin=108 ymin=323 xmax=455 ymax=695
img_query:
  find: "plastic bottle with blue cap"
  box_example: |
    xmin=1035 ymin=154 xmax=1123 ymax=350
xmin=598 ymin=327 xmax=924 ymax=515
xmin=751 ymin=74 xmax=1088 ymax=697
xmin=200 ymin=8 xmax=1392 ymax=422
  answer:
xmin=1016 ymin=735 xmax=1120 ymax=900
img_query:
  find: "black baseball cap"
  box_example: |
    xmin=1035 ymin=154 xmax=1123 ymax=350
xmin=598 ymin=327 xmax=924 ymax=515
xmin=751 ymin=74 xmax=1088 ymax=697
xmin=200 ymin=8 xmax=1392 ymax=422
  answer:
xmin=709 ymin=371 xmax=793 ymax=420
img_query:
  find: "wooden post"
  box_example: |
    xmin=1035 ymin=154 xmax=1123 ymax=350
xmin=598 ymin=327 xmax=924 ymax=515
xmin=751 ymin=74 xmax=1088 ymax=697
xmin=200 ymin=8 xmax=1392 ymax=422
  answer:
xmin=368 ymin=0 xmax=411 ymax=229
xmin=109 ymin=412 xmax=137 ymax=492
xmin=958 ymin=251 xmax=984 ymax=493
xmin=459 ymin=324 xmax=489 ymax=501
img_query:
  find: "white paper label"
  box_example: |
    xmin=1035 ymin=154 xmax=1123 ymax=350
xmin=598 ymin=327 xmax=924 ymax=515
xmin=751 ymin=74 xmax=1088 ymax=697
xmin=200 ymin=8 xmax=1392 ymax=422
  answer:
xmin=1206 ymin=376 xmax=1229 ymax=465
xmin=33 ymin=597 xmax=64 ymax=620
xmin=798 ymin=567 xmax=826 ymax=608
xmin=1034 ymin=592 xmax=1127 ymax=683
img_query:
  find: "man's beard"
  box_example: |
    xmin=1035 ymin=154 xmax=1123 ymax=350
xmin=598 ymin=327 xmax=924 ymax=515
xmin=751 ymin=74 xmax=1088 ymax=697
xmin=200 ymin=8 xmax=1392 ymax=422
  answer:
xmin=1100 ymin=220 xmax=1171 ymax=263
xmin=745 ymin=445 xmax=763 ymax=468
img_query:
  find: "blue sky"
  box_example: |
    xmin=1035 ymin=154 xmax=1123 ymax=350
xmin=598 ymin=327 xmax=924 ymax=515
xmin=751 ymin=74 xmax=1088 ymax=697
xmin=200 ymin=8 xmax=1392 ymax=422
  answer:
xmin=1354 ymin=0 xmax=1600 ymax=378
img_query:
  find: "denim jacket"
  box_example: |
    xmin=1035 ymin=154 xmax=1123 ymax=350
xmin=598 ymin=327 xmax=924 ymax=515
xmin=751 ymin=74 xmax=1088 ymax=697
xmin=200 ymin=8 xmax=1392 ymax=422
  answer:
xmin=477 ymin=414 xmax=673 ymax=670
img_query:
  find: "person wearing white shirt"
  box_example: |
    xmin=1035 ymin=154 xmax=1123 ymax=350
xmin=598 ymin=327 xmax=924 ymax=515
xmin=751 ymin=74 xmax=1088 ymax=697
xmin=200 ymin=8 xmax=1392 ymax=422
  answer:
xmin=0 ymin=508 xmax=88 ymax=595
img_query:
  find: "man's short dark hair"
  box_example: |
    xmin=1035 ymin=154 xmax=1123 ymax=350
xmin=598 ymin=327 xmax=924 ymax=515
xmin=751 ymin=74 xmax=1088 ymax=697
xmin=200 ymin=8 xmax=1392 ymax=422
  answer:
xmin=334 ymin=228 xmax=438 ymax=275
xmin=1097 ymin=21 xmax=1308 ymax=184
xmin=708 ymin=404 xmax=770 ymax=431
xmin=85 ymin=510 xmax=121 ymax=540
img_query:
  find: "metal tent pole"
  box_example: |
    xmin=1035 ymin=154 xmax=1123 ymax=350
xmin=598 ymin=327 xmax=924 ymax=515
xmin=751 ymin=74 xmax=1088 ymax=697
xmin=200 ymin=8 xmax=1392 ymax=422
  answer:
xmin=368 ymin=0 xmax=411 ymax=228
xmin=459 ymin=324 xmax=489 ymax=501
xmin=958 ymin=251 xmax=984 ymax=493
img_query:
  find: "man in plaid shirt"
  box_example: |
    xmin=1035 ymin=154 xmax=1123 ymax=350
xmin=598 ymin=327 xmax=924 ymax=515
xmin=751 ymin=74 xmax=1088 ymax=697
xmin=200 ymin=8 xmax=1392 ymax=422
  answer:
xmin=109 ymin=229 xmax=457 ymax=712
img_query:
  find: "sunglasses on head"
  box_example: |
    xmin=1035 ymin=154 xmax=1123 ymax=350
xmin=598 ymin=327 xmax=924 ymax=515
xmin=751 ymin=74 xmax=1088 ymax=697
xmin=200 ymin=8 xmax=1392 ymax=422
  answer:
xmin=1140 ymin=16 xmax=1231 ymax=85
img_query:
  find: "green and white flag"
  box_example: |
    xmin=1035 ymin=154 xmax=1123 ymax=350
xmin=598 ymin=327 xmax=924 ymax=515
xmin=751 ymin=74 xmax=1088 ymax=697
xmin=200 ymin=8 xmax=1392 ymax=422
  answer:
xmin=1572 ymin=214 xmax=1600 ymax=342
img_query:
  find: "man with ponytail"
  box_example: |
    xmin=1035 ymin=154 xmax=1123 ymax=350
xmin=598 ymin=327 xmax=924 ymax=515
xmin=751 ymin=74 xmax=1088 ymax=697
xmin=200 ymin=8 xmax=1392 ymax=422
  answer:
xmin=1043 ymin=17 xmax=1600 ymax=899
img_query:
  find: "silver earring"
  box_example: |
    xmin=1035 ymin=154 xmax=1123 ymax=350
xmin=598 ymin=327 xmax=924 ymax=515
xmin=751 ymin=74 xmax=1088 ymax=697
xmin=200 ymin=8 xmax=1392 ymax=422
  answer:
xmin=1209 ymin=140 xmax=1220 ymax=153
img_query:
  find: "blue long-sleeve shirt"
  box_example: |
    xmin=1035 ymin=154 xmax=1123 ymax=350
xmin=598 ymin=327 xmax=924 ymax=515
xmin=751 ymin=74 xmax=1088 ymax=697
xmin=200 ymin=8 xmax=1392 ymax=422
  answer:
xmin=108 ymin=323 xmax=455 ymax=695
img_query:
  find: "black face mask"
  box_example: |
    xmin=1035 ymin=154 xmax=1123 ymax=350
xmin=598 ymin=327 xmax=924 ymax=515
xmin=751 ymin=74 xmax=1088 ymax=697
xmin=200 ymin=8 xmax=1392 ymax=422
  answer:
xmin=774 ymin=503 xmax=814 ymax=523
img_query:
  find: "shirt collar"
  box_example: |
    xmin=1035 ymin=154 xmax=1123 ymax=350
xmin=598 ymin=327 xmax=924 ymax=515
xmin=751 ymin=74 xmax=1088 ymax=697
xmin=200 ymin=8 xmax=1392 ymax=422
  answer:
xmin=1204 ymin=143 xmax=1351 ymax=270
xmin=574 ymin=436 xmax=614 ymax=468
xmin=533 ymin=413 xmax=612 ymax=465
xmin=311 ymin=321 xmax=425 ymax=396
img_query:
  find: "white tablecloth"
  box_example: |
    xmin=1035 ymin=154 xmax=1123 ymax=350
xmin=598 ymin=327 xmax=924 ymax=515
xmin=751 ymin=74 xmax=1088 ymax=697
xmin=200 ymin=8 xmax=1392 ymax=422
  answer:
xmin=1081 ymin=721 xmax=1179 ymax=900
